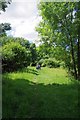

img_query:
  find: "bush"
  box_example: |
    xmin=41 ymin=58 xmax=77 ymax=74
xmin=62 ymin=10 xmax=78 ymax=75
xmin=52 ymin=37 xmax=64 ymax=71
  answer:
xmin=38 ymin=58 xmax=60 ymax=68
xmin=46 ymin=59 xmax=55 ymax=68
xmin=60 ymin=62 xmax=65 ymax=68
xmin=2 ymin=42 xmax=31 ymax=72
xmin=38 ymin=59 xmax=45 ymax=66
xmin=30 ymin=61 xmax=37 ymax=66
xmin=42 ymin=62 xmax=46 ymax=67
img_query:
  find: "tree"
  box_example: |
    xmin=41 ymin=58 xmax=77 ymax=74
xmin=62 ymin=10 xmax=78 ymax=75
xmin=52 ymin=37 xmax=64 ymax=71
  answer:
xmin=2 ymin=41 xmax=31 ymax=72
xmin=36 ymin=2 xmax=80 ymax=79
xmin=0 ymin=23 xmax=11 ymax=36
xmin=30 ymin=43 xmax=37 ymax=66
xmin=0 ymin=0 xmax=11 ymax=13
xmin=75 ymin=3 xmax=80 ymax=79
xmin=0 ymin=0 xmax=12 ymax=36
xmin=1 ymin=36 xmax=37 ymax=72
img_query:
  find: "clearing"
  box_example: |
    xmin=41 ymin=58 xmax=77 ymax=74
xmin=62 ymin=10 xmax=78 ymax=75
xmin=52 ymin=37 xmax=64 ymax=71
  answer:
xmin=2 ymin=67 xmax=79 ymax=118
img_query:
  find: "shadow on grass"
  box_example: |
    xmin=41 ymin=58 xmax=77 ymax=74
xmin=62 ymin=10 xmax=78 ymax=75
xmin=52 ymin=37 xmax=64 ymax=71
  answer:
xmin=2 ymin=76 xmax=79 ymax=119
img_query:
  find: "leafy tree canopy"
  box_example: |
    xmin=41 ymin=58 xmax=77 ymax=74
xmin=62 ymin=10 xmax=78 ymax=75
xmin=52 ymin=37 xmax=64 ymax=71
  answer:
xmin=0 ymin=0 xmax=11 ymax=13
xmin=36 ymin=2 xmax=80 ymax=79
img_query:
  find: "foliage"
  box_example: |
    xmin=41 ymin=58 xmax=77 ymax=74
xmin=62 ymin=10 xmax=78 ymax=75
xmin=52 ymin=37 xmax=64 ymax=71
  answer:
xmin=38 ymin=58 xmax=60 ymax=68
xmin=0 ymin=0 xmax=11 ymax=13
xmin=0 ymin=36 xmax=14 ymax=45
xmin=0 ymin=23 xmax=11 ymax=36
xmin=0 ymin=1 xmax=12 ymax=35
xmin=30 ymin=43 xmax=37 ymax=66
xmin=36 ymin=2 xmax=80 ymax=79
xmin=0 ymin=0 xmax=11 ymax=35
xmin=1 ymin=36 xmax=37 ymax=72
xmin=2 ymin=41 xmax=31 ymax=72
xmin=38 ymin=59 xmax=45 ymax=66
xmin=46 ymin=58 xmax=60 ymax=68
xmin=1 ymin=36 xmax=37 ymax=65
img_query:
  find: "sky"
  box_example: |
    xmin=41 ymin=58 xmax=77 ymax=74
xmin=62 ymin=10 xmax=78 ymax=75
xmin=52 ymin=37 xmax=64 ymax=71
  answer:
xmin=0 ymin=0 xmax=42 ymax=44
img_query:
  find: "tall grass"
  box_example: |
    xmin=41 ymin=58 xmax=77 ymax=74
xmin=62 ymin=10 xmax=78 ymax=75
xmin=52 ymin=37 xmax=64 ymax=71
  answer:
xmin=2 ymin=67 xmax=79 ymax=118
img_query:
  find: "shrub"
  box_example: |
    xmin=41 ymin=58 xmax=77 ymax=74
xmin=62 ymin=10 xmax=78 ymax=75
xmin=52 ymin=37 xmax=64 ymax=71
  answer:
xmin=38 ymin=58 xmax=60 ymax=68
xmin=41 ymin=62 xmax=46 ymax=67
xmin=30 ymin=61 xmax=37 ymax=66
xmin=46 ymin=59 xmax=55 ymax=68
xmin=59 ymin=62 xmax=65 ymax=68
xmin=43 ymin=55 xmax=49 ymax=59
xmin=2 ymin=42 xmax=31 ymax=72
xmin=38 ymin=59 xmax=45 ymax=66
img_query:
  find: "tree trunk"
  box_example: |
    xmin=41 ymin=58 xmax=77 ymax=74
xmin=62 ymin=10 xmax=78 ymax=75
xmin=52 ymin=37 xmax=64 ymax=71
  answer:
xmin=66 ymin=11 xmax=78 ymax=79
xmin=70 ymin=38 xmax=78 ymax=79
xmin=64 ymin=27 xmax=78 ymax=79
xmin=77 ymin=33 xmax=80 ymax=80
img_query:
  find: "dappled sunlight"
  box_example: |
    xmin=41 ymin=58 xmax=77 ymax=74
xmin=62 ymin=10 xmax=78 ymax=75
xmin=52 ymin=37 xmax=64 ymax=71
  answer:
xmin=3 ymin=67 xmax=75 ymax=85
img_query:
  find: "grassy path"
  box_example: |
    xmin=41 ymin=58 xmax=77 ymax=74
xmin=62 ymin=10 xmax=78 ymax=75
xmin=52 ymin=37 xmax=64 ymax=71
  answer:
xmin=2 ymin=67 xmax=79 ymax=118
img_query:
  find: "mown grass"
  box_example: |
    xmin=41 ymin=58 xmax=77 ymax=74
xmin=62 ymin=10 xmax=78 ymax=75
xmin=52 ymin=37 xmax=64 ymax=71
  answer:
xmin=2 ymin=67 xmax=79 ymax=118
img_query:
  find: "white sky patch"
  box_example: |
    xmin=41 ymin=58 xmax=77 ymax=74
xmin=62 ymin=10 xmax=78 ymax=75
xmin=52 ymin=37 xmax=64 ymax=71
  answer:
xmin=0 ymin=0 xmax=42 ymax=44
